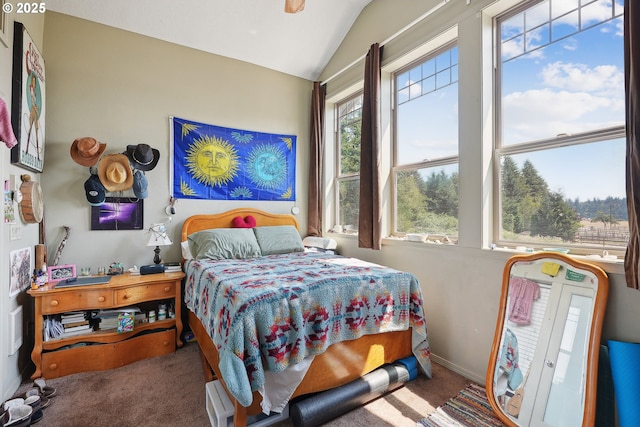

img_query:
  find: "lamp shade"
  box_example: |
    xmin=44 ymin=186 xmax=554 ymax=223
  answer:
xmin=146 ymin=223 xmax=172 ymax=247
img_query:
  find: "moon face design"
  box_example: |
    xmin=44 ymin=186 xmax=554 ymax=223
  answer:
xmin=247 ymin=144 xmax=287 ymax=190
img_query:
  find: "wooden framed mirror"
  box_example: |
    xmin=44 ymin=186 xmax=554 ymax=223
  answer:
xmin=486 ymin=252 xmax=609 ymax=427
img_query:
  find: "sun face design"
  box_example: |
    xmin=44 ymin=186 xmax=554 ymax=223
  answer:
xmin=185 ymin=135 xmax=239 ymax=187
xmin=246 ymin=144 xmax=287 ymax=190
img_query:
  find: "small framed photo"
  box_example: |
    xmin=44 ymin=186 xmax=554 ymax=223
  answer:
xmin=47 ymin=264 xmax=76 ymax=284
xmin=91 ymin=197 xmax=143 ymax=231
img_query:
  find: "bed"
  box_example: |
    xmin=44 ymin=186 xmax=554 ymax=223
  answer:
xmin=181 ymin=208 xmax=432 ymax=427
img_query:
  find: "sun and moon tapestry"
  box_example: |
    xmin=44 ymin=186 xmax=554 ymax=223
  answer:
xmin=170 ymin=116 xmax=296 ymax=201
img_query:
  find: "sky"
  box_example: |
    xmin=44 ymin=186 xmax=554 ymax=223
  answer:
xmin=397 ymin=0 xmax=625 ymax=201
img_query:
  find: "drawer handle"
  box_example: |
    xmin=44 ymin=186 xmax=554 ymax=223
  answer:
xmin=164 ymin=286 xmax=171 ymax=293
xmin=49 ymin=363 xmax=57 ymax=370
xmin=122 ymin=294 xmax=130 ymax=299
xmin=98 ymin=296 xmax=106 ymax=302
xmin=49 ymin=300 xmax=59 ymax=307
xmin=163 ymin=340 xmax=170 ymax=347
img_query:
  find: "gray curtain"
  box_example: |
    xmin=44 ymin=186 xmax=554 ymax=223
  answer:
xmin=307 ymin=81 xmax=326 ymax=237
xmin=626 ymin=1 xmax=640 ymax=289
xmin=358 ymin=43 xmax=383 ymax=249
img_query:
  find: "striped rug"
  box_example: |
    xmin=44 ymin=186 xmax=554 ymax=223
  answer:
xmin=416 ymin=383 xmax=506 ymax=427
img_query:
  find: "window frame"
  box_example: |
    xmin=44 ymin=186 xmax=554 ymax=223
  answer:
xmin=334 ymin=91 xmax=364 ymax=232
xmin=391 ymin=40 xmax=460 ymax=239
xmin=492 ymin=0 xmax=626 ymax=256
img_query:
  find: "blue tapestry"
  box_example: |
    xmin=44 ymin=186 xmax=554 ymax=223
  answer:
xmin=170 ymin=116 xmax=296 ymax=201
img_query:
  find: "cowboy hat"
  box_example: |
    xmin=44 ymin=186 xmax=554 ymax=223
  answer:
xmin=98 ymin=154 xmax=133 ymax=192
xmin=70 ymin=137 xmax=106 ymax=167
xmin=125 ymin=143 xmax=160 ymax=171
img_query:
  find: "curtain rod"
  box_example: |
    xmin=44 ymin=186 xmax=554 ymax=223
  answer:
xmin=321 ymin=0 xmax=451 ymax=85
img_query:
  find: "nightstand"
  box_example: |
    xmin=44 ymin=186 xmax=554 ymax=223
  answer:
xmin=28 ymin=271 xmax=185 ymax=379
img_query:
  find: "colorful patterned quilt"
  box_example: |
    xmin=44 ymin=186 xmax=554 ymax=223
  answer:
xmin=184 ymin=251 xmax=432 ymax=407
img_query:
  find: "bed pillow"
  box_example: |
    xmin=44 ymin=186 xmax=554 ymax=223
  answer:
xmin=188 ymin=228 xmax=262 ymax=260
xmin=181 ymin=240 xmax=193 ymax=260
xmin=232 ymin=215 xmax=257 ymax=228
xmin=253 ymin=225 xmax=304 ymax=255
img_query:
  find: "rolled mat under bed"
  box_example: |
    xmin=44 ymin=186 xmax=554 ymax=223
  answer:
xmin=289 ymin=357 xmax=417 ymax=427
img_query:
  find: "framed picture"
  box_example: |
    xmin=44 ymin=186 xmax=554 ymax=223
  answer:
xmin=47 ymin=264 xmax=76 ymax=284
xmin=91 ymin=197 xmax=143 ymax=231
xmin=11 ymin=22 xmax=46 ymax=173
xmin=9 ymin=246 xmax=33 ymax=297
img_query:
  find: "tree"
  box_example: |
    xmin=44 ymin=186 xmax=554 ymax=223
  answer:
xmin=530 ymin=192 xmax=581 ymax=241
xmin=424 ymin=170 xmax=458 ymax=217
xmin=501 ymin=156 xmax=527 ymax=233
xmin=520 ymin=160 xmax=548 ymax=230
xmin=592 ymin=211 xmax=619 ymax=229
xmin=396 ymin=170 xmax=428 ymax=233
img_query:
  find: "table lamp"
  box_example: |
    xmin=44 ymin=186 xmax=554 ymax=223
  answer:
xmin=146 ymin=223 xmax=172 ymax=265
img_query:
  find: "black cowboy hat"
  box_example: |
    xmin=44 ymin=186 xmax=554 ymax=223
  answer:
xmin=125 ymin=143 xmax=160 ymax=171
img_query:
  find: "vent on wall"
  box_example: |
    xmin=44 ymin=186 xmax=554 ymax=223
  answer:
xmin=10 ymin=306 xmax=23 ymax=355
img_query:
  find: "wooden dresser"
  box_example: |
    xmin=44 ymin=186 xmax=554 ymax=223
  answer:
xmin=27 ymin=271 xmax=185 ymax=379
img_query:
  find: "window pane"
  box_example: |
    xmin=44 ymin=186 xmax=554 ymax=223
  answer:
xmin=396 ymin=45 xmax=458 ymax=165
xmin=500 ymin=3 xmax=624 ymax=146
xmin=338 ymin=94 xmax=362 ymax=175
xmin=396 ymin=164 xmax=458 ymax=240
xmin=499 ymin=139 xmax=627 ymax=247
xmin=338 ymin=178 xmax=360 ymax=230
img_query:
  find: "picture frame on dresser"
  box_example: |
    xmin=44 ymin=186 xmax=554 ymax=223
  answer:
xmin=47 ymin=264 xmax=76 ymax=284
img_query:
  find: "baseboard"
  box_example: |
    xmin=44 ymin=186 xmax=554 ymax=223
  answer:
xmin=430 ymin=353 xmax=486 ymax=386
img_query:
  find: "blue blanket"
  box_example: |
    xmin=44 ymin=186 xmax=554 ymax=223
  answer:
xmin=184 ymin=251 xmax=432 ymax=407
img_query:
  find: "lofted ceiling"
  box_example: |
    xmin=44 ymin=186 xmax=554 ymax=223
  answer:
xmin=45 ymin=0 xmax=372 ymax=81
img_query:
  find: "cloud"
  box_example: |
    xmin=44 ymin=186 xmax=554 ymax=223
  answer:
xmin=502 ymin=88 xmax=623 ymax=142
xmin=540 ymin=61 xmax=623 ymax=96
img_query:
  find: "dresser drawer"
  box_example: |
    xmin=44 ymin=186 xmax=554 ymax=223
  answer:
xmin=41 ymin=290 xmax=113 ymax=314
xmin=41 ymin=329 xmax=176 ymax=378
xmin=115 ymin=282 xmax=176 ymax=305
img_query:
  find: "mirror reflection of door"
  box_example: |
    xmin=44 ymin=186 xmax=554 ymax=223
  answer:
xmin=486 ymin=253 xmax=608 ymax=427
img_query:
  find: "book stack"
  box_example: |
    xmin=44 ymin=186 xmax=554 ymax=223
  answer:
xmin=164 ymin=263 xmax=182 ymax=273
xmin=61 ymin=311 xmax=93 ymax=337
xmin=44 ymin=311 xmax=95 ymax=340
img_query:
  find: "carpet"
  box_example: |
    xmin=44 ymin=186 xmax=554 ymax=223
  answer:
xmin=416 ymin=383 xmax=505 ymax=427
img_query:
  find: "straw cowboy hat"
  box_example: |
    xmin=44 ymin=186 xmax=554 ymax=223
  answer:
xmin=70 ymin=137 xmax=106 ymax=167
xmin=98 ymin=154 xmax=133 ymax=192
xmin=125 ymin=143 xmax=160 ymax=171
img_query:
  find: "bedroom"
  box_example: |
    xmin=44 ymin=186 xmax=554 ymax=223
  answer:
xmin=0 ymin=0 xmax=636 ymax=424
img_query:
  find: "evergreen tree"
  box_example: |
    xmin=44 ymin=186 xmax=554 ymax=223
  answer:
xmin=396 ymin=171 xmax=428 ymax=233
xmin=425 ymin=170 xmax=458 ymax=217
xmin=501 ymin=156 xmax=526 ymax=233
xmin=530 ymin=192 xmax=581 ymax=241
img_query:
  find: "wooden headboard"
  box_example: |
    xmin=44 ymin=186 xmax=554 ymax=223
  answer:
xmin=181 ymin=208 xmax=300 ymax=242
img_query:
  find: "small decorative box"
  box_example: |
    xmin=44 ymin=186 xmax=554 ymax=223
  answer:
xmin=117 ymin=312 xmax=134 ymax=333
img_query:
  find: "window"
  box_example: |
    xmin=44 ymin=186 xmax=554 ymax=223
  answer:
xmin=496 ymin=0 xmax=626 ymax=253
xmin=393 ymin=43 xmax=459 ymax=242
xmin=336 ymin=93 xmax=363 ymax=232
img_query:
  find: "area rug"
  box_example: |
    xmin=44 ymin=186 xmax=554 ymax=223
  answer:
xmin=416 ymin=383 xmax=505 ymax=427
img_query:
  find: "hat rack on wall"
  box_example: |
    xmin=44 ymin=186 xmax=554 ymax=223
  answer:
xmin=70 ymin=137 xmax=159 ymax=206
